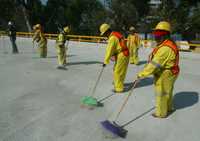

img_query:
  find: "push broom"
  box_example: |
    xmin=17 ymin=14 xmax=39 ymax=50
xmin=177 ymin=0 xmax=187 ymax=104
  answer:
xmin=81 ymin=66 xmax=114 ymax=110
xmin=100 ymin=79 xmax=139 ymax=138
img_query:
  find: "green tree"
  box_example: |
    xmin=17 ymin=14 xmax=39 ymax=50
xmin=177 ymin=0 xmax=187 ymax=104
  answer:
xmin=73 ymin=0 xmax=105 ymax=35
xmin=148 ymin=0 xmax=199 ymax=40
xmin=0 ymin=0 xmax=15 ymax=29
xmin=189 ymin=3 xmax=200 ymax=33
xmin=108 ymin=0 xmax=150 ymax=34
xmin=184 ymin=2 xmax=200 ymax=40
xmin=108 ymin=0 xmax=138 ymax=33
xmin=11 ymin=0 xmax=44 ymax=31
xmin=44 ymin=0 xmax=105 ymax=35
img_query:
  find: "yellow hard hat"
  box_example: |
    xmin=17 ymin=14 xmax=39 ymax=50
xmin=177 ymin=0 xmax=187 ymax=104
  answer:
xmin=33 ymin=24 xmax=41 ymax=30
xmin=154 ymin=21 xmax=171 ymax=32
xmin=129 ymin=26 xmax=136 ymax=32
xmin=64 ymin=26 xmax=70 ymax=33
xmin=99 ymin=23 xmax=110 ymax=36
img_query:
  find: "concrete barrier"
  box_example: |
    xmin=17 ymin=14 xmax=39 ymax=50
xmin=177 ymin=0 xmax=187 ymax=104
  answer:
xmin=176 ymin=41 xmax=190 ymax=51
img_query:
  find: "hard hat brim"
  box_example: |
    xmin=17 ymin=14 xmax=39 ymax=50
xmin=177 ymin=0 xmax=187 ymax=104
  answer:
xmin=100 ymin=32 xmax=105 ymax=36
xmin=100 ymin=24 xmax=110 ymax=36
xmin=152 ymin=28 xmax=171 ymax=33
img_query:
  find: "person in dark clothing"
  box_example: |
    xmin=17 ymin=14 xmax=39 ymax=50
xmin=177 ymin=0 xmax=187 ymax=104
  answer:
xmin=8 ymin=21 xmax=19 ymax=54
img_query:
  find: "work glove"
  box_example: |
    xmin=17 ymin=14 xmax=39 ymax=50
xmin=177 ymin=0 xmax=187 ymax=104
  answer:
xmin=137 ymin=74 xmax=140 ymax=79
xmin=102 ymin=63 xmax=106 ymax=67
xmin=137 ymin=73 xmax=142 ymax=80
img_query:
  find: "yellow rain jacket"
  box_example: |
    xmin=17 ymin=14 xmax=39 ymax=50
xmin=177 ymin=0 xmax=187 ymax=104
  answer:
xmin=56 ymin=33 xmax=68 ymax=66
xmin=104 ymin=32 xmax=129 ymax=92
xmin=138 ymin=39 xmax=179 ymax=117
xmin=33 ymin=30 xmax=47 ymax=58
xmin=127 ymin=33 xmax=141 ymax=64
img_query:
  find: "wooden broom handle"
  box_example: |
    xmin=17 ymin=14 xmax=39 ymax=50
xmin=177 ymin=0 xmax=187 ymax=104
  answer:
xmin=114 ymin=79 xmax=139 ymax=121
xmin=91 ymin=66 xmax=104 ymax=97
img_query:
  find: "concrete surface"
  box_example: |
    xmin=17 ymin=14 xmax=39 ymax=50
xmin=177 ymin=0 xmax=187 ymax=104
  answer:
xmin=0 ymin=36 xmax=200 ymax=141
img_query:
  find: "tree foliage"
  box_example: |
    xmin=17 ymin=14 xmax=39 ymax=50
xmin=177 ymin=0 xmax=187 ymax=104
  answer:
xmin=107 ymin=0 xmax=150 ymax=33
xmin=0 ymin=0 xmax=200 ymax=38
xmin=0 ymin=0 xmax=15 ymax=29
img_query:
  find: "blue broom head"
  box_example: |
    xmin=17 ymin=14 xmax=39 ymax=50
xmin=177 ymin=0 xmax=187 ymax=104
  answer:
xmin=100 ymin=120 xmax=128 ymax=138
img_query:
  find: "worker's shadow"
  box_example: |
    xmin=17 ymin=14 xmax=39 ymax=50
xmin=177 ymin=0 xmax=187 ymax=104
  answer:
xmin=32 ymin=55 xmax=76 ymax=59
xmin=47 ymin=56 xmax=57 ymax=59
xmin=124 ymin=77 xmax=153 ymax=92
xmin=47 ymin=54 xmax=76 ymax=59
xmin=67 ymin=61 xmax=102 ymax=66
xmin=173 ymin=91 xmax=199 ymax=109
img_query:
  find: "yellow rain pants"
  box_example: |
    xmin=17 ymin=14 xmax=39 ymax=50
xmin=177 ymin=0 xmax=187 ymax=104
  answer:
xmin=104 ymin=35 xmax=129 ymax=92
xmin=127 ymin=34 xmax=141 ymax=64
xmin=33 ymin=30 xmax=47 ymax=58
xmin=138 ymin=43 xmax=178 ymax=117
xmin=56 ymin=33 xmax=67 ymax=66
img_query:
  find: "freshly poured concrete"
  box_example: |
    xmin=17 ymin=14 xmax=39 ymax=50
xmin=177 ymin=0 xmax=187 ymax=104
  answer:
xmin=0 ymin=36 xmax=199 ymax=141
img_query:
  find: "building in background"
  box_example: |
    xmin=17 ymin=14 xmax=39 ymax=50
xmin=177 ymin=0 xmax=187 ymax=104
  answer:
xmin=149 ymin=0 xmax=162 ymax=9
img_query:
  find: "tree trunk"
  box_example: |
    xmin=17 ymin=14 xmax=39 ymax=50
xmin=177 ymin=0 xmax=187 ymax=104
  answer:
xmin=21 ymin=6 xmax=32 ymax=32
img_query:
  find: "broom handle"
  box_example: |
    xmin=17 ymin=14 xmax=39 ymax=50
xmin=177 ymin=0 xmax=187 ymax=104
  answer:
xmin=2 ymin=35 xmax=5 ymax=53
xmin=121 ymin=107 xmax=155 ymax=127
xmin=91 ymin=67 xmax=104 ymax=97
xmin=114 ymin=79 xmax=139 ymax=121
xmin=98 ymin=93 xmax=115 ymax=102
xmin=65 ymin=40 xmax=69 ymax=51
xmin=32 ymin=41 xmax=35 ymax=53
xmin=33 ymin=41 xmax=34 ymax=48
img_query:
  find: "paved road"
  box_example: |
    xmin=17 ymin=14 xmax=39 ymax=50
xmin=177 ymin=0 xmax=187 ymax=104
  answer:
xmin=0 ymin=37 xmax=200 ymax=141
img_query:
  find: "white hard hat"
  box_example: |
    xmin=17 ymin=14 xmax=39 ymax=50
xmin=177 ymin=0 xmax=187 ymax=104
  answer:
xmin=8 ymin=21 xmax=12 ymax=25
xmin=129 ymin=26 xmax=136 ymax=32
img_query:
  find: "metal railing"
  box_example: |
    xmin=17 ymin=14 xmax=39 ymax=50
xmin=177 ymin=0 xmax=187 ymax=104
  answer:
xmin=1 ymin=31 xmax=200 ymax=51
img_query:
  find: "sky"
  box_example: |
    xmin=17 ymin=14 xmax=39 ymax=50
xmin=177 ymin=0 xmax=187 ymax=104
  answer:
xmin=41 ymin=0 xmax=48 ymax=5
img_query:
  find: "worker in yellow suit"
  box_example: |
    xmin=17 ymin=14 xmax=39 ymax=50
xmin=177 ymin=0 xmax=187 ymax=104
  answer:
xmin=127 ymin=26 xmax=141 ymax=65
xmin=56 ymin=26 xmax=70 ymax=69
xmin=137 ymin=21 xmax=180 ymax=118
xmin=100 ymin=23 xmax=129 ymax=93
xmin=32 ymin=24 xmax=47 ymax=58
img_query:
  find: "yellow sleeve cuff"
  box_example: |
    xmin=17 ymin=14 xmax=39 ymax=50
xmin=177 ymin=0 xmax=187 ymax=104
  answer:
xmin=138 ymin=63 xmax=157 ymax=78
xmin=104 ymin=60 xmax=109 ymax=65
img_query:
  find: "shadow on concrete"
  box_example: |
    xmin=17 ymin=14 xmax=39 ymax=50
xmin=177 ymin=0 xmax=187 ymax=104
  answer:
xmin=121 ymin=107 xmax=155 ymax=127
xmin=67 ymin=61 xmax=102 ymax=66
xmin=124 ymin=77 xmax=153 ymax=90
xmin=123 ymin=86 xmax=133 ymax=93
xmin=47 ymin=54 xmax=76 ymax=59
xmin=32 ymin=54 xmax=76 ymax=59
xmin=47 ymin=56 xmax=57 ymax=59
xmin=138 ymin=60 xmax=147 ymax=65
xmin=174 ymin=91 xmax=199 ymax=109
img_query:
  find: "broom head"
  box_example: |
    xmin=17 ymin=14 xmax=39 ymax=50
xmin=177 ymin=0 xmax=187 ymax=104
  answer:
xmin=80 ymin=96 xmax=104 ymax=110
xmin=100 ymin=120 xmax=128 ymax=138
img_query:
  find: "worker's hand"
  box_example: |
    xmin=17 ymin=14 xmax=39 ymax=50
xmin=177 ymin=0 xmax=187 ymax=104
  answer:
xmin=102 ymin=64 xmax=106 ymax=67
xmin=137 ymin=73 xmax=142 ymax=80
